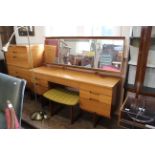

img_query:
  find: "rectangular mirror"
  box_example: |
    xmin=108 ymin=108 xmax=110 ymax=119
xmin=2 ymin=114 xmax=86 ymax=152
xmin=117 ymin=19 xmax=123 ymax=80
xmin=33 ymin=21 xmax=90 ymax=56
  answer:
xmin=45 ymin=37 xmax=125 ymax=72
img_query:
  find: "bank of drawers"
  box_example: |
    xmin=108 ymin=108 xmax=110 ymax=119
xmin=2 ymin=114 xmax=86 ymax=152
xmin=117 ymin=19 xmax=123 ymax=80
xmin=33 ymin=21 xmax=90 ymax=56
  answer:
xmin=5 ymin=44 xmax=44 ymax=90
xmin=5 ymin=45 xmax=44 ymax=69
xmin=31 ymin=73 xmax=49 ymax=95
xmin=80 ymin=87 xmax=113 ymax=118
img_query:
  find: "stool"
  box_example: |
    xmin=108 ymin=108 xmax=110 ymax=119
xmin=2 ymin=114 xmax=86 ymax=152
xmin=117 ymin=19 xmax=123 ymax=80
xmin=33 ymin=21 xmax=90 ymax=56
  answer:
xmin=43 ymin=88 xmax=79 ymax=124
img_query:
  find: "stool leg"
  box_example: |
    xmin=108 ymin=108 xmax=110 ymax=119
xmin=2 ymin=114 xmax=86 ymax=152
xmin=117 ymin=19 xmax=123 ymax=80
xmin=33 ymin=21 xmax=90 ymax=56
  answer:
xmin=70 ymin=106 xmax=74 ymax=124
xmin=50 ymin=101 xmax=54 ymax=116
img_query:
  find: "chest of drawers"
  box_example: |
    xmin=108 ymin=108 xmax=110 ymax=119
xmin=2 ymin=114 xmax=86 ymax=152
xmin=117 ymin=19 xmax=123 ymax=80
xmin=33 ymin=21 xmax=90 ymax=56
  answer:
xmin=5 ymin=44 xmax=44 ymax=69
xmin=5 ymin=44 xmax=44 ymax=89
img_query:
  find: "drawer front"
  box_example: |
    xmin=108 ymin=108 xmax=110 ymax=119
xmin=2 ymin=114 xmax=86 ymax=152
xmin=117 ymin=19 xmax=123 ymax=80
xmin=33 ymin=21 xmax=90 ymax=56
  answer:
xmin=6 ymin=46 xmax=31 ymax=68
xmin=7 ymin=65 xmax=32 ymax=88
xmin=32 ymin=74 xmax=49 ymax=87
xmin=33 ymin=84 xmax=49 ymax=95
xmin=80 ymin=83 xmax=112 ymax=96
xmin=7 ymin=65 xmax=31 ymax=81
xmin=8 ymin=46 xmax=27 ymax=53
xmin=80 ymin=90 xmax=112 ymax=104
xmin=80 ymin=98 xmax=111 ymax=118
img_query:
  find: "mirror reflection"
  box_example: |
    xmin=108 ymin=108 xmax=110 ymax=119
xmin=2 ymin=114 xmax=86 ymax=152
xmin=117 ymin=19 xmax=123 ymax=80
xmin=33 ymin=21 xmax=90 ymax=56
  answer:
xmin=47 ymin=38 xmax=124 ymax=72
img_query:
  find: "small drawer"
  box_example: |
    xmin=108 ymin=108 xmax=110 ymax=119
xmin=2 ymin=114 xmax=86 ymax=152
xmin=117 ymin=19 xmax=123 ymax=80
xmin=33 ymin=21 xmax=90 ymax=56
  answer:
xmin=33 ymin=84 xmax=49 ymax=95
xmin=80 ymin=98 xmax=111 ymax=118
xmin=32 ymin=74 xmax=49 ymax=87
xmin=8 ymin=46 xmax=27 ymax=53
xmin=80 ymin=89 xmax=112 ymax=104
xmin=80 ymin=83 xmax=112 ymax=96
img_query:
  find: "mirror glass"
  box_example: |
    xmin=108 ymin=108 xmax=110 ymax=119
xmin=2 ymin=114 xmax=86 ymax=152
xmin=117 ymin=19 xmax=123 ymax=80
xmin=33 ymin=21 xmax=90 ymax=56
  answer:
xmin=46 ymin=37 xmax=124 ymax=72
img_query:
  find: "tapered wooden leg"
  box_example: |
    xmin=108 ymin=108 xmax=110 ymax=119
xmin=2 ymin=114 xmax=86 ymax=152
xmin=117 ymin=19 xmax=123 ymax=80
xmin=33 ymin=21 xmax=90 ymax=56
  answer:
xmin=93 ymin=113 xmax=98 ymax=128
xmin=70 ymin=106 xmax=74 ymax=124
xmin=50 ymin=101 xmax=54 ymax=116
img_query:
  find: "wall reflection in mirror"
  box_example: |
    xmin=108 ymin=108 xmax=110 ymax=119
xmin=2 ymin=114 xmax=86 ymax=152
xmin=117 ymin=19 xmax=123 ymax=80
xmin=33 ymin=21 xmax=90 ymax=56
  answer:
xmin=48 ymin=37 xmax=124 ymax=72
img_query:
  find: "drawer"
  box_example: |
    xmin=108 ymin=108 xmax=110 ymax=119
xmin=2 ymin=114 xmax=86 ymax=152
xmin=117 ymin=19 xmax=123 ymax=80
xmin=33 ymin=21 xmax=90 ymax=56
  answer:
xmin=8 ymin=46 xmax=28 ymax=53
xmin=80 ymin=89 xmax=112 ymax=104
xmin=32 ymin=74 xmax=49 ymax=87
xmin=33 ymin=84 xmax=49 ymax=95
xmin=80 ymin=98 xmax=111 ymax=118
xmin=79 ymin=83 xmax=112 ymax=96
xmin=7 ymin=65 xmax=31 ymax=82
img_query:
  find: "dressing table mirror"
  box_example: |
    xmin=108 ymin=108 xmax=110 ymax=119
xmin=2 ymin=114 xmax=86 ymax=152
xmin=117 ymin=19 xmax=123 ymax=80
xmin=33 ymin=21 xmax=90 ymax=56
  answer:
xmin=45 ymin=36 xmax=125 ymax=73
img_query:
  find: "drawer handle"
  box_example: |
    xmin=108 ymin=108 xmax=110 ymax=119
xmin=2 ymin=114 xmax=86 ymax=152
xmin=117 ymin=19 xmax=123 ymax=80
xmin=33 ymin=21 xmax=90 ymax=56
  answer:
xmin=13 ymin=56 xmax=17 ymax=58
xmin=90 ymin=91 xmax=99 ymax=95
xmin=89 ymin=98 xmax=98 ymax=102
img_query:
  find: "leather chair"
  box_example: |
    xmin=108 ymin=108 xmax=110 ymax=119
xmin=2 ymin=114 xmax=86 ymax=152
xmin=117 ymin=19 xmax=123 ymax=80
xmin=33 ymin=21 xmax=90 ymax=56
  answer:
xmin=0 ymin=73 xmax=26 ymax=128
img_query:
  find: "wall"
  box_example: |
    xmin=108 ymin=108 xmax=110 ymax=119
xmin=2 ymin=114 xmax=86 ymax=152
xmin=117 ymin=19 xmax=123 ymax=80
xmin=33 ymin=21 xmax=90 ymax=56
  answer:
xmin=15 ymin=26 xmax=45 ymax=44
xmin=0 ymin=35 xmax=4 ymax=60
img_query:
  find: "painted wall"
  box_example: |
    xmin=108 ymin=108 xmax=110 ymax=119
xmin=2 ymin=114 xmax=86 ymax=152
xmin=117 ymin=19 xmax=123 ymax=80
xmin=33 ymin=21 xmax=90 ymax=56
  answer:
xmin=0 ymin=35 xmax=4 ymax=60
xmin=15 ymin=26 xmax=45 ymax=44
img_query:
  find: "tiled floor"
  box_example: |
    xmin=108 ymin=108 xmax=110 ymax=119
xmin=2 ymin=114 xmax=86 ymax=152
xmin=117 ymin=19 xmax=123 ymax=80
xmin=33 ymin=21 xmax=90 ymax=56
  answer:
xmin=22 ymin=92 xmax=119 ymax=129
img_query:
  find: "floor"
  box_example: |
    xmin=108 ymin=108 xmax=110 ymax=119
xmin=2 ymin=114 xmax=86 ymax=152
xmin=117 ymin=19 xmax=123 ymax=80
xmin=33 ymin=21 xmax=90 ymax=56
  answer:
xmin=21 ymin=91 xmax=119 ymax=129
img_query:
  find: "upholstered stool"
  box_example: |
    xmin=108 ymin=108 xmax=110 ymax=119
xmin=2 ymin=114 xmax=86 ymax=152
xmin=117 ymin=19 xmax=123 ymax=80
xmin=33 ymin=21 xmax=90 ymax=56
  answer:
xmin=43 ymin=88 xmax=79 ymax=124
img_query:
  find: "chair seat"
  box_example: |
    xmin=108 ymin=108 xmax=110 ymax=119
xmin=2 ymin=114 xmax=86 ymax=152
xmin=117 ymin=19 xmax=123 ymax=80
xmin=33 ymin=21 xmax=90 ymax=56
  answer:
xmin=43 ymin=88 xmax=79 ymax=106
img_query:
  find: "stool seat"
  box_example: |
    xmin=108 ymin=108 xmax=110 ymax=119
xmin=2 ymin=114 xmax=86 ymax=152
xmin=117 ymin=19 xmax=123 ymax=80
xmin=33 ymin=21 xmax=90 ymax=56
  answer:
xmin=43 ymin=88 xmax=79 ymax=106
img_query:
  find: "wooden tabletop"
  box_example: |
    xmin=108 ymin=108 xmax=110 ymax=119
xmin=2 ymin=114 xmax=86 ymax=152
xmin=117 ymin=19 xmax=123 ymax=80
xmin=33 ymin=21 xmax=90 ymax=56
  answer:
xmin=30 ymin=66 xmax=120 ymax=88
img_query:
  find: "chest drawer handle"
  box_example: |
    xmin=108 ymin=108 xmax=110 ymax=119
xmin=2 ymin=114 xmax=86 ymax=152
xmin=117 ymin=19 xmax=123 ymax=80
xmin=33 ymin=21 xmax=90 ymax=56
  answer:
xmin=90 ymin=91 xmax=99 ymax=95
xmin=89 ymin=98 xmax=98 ymax=102
xmin=13 ymin=56 xmax=17 ymax=58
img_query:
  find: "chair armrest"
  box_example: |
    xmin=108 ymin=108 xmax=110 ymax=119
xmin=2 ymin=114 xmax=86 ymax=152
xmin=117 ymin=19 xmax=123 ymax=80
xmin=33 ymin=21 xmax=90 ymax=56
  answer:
xmin=5 ymin=101 xmax=20 ymax=129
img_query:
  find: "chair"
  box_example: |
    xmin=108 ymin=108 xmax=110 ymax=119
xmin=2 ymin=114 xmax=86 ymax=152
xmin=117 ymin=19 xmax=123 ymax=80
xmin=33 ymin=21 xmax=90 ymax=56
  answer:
xmin=0 ymin=73 xmax=26 ymax=129
xmin=43 ymin=88 xmax=79 ymax=124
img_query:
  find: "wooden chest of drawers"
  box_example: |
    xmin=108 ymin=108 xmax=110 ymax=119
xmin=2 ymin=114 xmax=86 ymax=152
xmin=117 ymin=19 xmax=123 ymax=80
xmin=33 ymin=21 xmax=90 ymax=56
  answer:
xmin=5 ymin=44 xmax=44 ymax=69
xmin=5 ymin=44 xmax=44 ymax=89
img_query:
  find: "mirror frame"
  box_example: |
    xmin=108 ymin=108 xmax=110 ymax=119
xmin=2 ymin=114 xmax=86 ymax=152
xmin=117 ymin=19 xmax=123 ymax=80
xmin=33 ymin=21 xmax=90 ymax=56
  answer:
xmin=45 ymin=36 xmax=125 ymax=75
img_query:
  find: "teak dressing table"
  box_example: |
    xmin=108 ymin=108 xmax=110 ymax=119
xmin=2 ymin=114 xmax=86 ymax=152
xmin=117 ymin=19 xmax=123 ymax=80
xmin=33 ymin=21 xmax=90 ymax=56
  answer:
xmin=30 ymin=65 xmax=120 ymax=118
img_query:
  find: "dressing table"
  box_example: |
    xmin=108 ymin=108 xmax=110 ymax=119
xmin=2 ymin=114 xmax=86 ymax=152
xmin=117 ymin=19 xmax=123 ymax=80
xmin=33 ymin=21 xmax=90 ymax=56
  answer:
xmin=30 ymin=65 xmax=120 ymax=118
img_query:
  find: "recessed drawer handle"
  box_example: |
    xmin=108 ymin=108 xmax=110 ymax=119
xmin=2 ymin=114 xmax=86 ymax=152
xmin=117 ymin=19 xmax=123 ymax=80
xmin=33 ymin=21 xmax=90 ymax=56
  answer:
xmin=12 ymin=51 xmax=17 ymax=53
xmin=89 ymin=98 xmax=98 ymax=102
xmin=13 ymin=56 xmax=17 ymax=58
xmin=90 ymin=91 xmax=99 ymax=95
